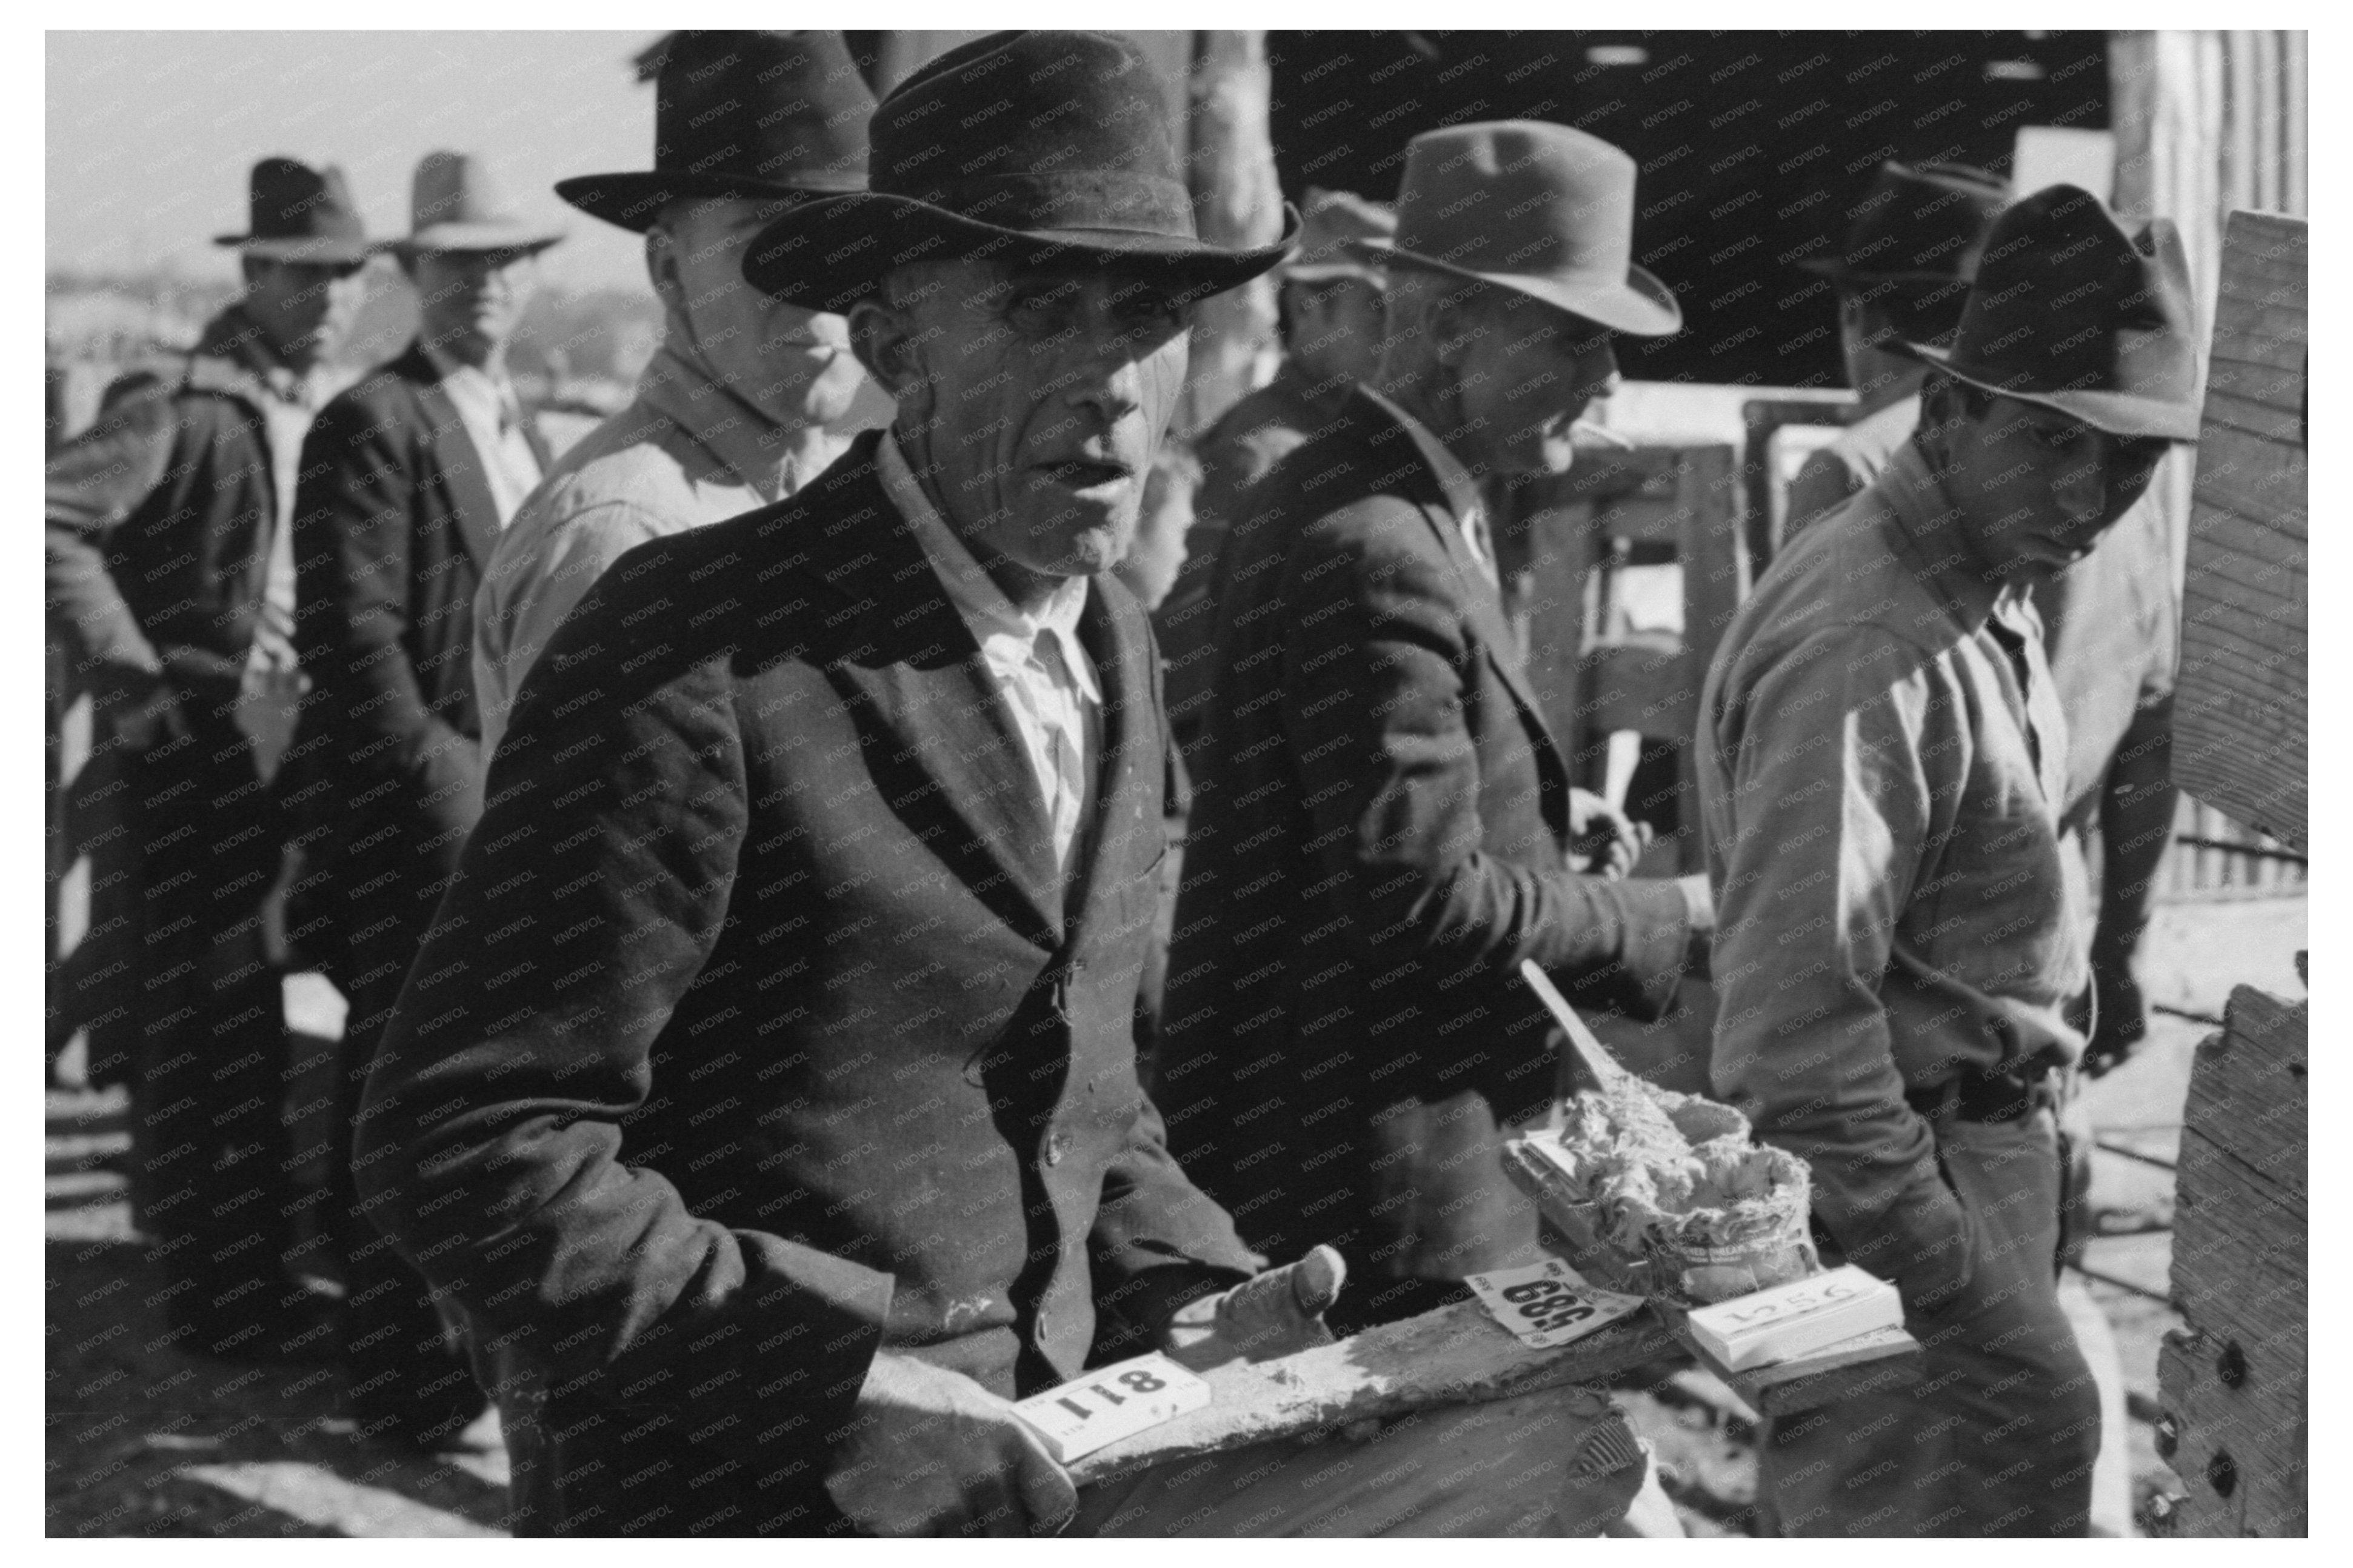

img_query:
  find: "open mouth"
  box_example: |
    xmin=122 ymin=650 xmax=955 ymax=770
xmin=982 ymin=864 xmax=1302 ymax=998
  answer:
xmin=1036 ymin=459 xmax=1132 ymax=491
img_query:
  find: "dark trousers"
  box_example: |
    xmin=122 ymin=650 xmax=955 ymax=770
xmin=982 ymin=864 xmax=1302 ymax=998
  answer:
xmin=327 ymin=822 xmax=485 ymax=1446
xmin=127 ymin=698 xmax=313 ymax=1359
xmin=1758 ymin=1110 xmax=2100 ymax=1537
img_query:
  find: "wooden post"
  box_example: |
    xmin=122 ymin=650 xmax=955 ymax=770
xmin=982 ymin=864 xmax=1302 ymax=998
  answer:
xmin=1181 ymin=30 xmax=1282 ymax=436
xmin=2171 ymin=210 xmax=2306 ymax=851
xmin=2154 ymin=986 xmax=2307 ymax=1536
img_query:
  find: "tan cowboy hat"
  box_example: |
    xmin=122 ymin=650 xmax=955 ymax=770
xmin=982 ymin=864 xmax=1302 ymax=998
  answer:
xmin=1364 ymin=121 xmax=1680 ymax=337
xmin=389 ymin=151 xmax=564 ymax=257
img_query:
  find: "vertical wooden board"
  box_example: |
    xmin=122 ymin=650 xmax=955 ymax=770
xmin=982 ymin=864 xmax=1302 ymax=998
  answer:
xmin=2175 ymin=211 xmax=2306 ymax=850
xmin=2159 ymin=987 xmax=2308 ymax=1537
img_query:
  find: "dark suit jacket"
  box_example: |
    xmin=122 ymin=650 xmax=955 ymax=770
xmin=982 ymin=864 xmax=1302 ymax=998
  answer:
xmin=289 ymin=342 xmax=547 ymax=967
xmin=45 ymin=308 xmax=283 ymax=716
xmin=1155 ymin=389 xmax=1694 ymax=1298
xmin=355 ymin=430 xmax=1258 ymax=1536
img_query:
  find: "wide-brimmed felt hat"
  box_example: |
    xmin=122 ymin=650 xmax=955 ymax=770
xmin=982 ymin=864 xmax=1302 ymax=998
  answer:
xmin=390 ymin=151 xmax=565 ymax=257
xmin=1283 ymin=187 xmax=1395 ymax=284
xmin=212 ymin=157 xmax=372 ymax=265
xmin=1798 ymin=161 xmax=2009 ymax=287
xmin=743 ymin=30 xmax=1297 ymax=313
xmin=556 ymin=31 xmax=875 ymax=233
xmin=1895 ymin=184 xmax=2199 ymax=442
xmin=1364 ymin=122 xmax=1680 ymax=338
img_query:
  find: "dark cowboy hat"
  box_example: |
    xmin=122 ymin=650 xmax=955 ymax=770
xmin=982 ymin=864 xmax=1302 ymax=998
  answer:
xmin=1283 ymin=187 xmax=1396 ymax=284
xmin=1363 ymin=122 xmax=1680 ymax=337
xmin=1798 ymin=161 xmax=2010 ymax=285
xmin=212 ymin=157 xmax=372 ymax=265
xmin=743 ymin=31 xmax=1297 ymax=313
xmin=389 ymin=151 xmax=564 ymax=257
xmin=1895 ymin=184 xmax=2200 ymax=442
xmin=555 ymin=31 xmax=875 ymax=233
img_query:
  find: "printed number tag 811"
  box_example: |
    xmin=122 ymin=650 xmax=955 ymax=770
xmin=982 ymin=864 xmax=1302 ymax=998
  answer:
xmin=1463 ymin=1258 xmax=1643 ymax=1350
xmin=1010 ymin=1352 xmax=1212 ymax=1464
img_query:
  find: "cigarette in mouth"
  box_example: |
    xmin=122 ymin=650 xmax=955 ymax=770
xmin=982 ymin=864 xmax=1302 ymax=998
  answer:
xmin=1572 ymin=421 xmax=1635 ymax=449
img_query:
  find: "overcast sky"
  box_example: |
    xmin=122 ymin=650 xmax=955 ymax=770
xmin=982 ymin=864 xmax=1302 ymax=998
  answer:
xmin=47 ymin=30 xmax=667 ymax=292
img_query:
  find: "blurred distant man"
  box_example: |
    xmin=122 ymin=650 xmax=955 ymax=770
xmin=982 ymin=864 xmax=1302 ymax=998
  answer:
xmin=292 ymin=148 xmax=562 ymax=1452
xmin=46 ymin=156 xmax=370 ymax=1362
xmin=1700 ymin=187 xmax=2200 ymax=1537
xmin=1158 ymin=188 xmax=1395 ymax=755
xmin=471 ymin=30 xmax=892 ymax=762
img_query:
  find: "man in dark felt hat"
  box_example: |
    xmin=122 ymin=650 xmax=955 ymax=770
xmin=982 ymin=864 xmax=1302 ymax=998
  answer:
xmin=349 ymin=32 xmax=1378 ymax=1536
xmin=472 ymin=30 xmax=895 ymax=762
xmin=1155 ymin=122 xmax=1709 ymax=1334
xmin=289 ymin=147 xmax=564 ymax=1453
xmin=1158 ymin=187 xmax=1397 ymax=760
xmin=1792 ymin=163 xmax=2185 ymax=1090
xmin=1697 ymin=185 xmax=2200 ymax=1536
xmin=47 ymin=155 xmax=370 ymax=1363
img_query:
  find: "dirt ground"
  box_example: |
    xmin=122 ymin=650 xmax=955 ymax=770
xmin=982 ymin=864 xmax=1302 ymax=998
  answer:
xmin=45 ymin=897 xmax=2305 ymax=1537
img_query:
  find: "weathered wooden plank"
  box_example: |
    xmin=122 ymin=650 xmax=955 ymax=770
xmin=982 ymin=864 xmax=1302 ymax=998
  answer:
xmin=1073 ymin=1383 xmax=1647 ymax=1536
xmin=2189 ymin=432 xmax=2308 ymax=536
xmin=2157 ymin=987 xmax=2307 ymax=1538
xmin=1066 ymin=1298 xmax=1677 ymax=1487
xmin=2174 ymin=211 xmax=2306 ymax=849
xmin=2178 ymin=545 xmax=2309 ymax=617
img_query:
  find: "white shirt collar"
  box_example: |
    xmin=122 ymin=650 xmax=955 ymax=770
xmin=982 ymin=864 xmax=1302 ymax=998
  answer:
xmin=876 ymin=430 xmax=1100 ymax=705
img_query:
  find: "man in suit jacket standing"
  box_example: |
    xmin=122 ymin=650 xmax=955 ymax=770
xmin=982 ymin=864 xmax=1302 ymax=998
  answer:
xmin=47 ymin=157 xmax=370 ymax=1360
xmin=291 ymin=149 xmax=562 ymax=1451
xmin=470 ymin=30 xmax=895 ymax=763
xmin=1155 ymin=124 xmax=1712 ymax=1332
xmin=353 ymin=34 xmax=1355 ymax=1536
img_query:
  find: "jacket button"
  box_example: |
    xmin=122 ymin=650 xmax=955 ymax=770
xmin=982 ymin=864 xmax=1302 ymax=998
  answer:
xmin=1044 ymin=1130 xmax=1069 ymax=1167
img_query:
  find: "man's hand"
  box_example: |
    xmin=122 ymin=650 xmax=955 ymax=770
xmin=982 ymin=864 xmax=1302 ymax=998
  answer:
xmin=1163 ymin=1245 xmax=1346 ymax=1371
xmin=824 ymin=1351 xmax=1076 ymax=1537
xmin=1567 ymin=789 xmax=1649 ymax=880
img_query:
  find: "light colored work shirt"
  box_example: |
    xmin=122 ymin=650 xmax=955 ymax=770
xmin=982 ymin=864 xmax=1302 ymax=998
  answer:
xmin=1698 ymin=437 xmax=2088 ymax=1262
xmin=879 ymin=431 xmax=1101 ymax=875
xmin=425 ymin=344 xmax=542 ymax=526
xmin=1783 ymin=393 xmax=2181 ymax=826
xmin=472 ymin=343 xmax=856 ymax=761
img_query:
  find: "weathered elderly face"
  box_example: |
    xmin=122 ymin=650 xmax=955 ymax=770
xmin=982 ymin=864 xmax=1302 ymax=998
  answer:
xmin=408 ymin=247 xmax=541 ymax=362
xmin=1931 ymin=384 xmax=2172 ymax=579
xmin=851 ymin=259 xmax=1191 ymax=583
xmin=1435 ymin=282 xmax=1620 ymax=476
xmin=656 ymin=196 xmax=881 ymax=429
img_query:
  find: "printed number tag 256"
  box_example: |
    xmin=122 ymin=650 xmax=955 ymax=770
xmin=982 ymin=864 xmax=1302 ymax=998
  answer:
xmin=1463 ymin=1259 xmax=1643 ymax=1350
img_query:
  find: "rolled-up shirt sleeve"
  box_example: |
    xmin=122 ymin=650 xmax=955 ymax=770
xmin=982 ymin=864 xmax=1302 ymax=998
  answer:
xmin=1706 ymin=627 xmax=1975 ymax=1309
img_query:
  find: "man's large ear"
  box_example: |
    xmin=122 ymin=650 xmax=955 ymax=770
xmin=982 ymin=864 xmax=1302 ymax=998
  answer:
xmin=847 ymin=294 xmax=926 ymax=413
xmin=644 ymin=223 xmax=685 ymax=314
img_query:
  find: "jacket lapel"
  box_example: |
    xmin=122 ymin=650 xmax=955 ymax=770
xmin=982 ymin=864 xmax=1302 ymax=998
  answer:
xmin=1361 ymin=392 xmax=1566 ymax=755
xmin=803 ymin=449 xmax=1064 ymax=949
xmin=398 ymin=344 xmax=501 ymax=572
xmin=1063 ymin=583 xmax=1157 ymax=956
